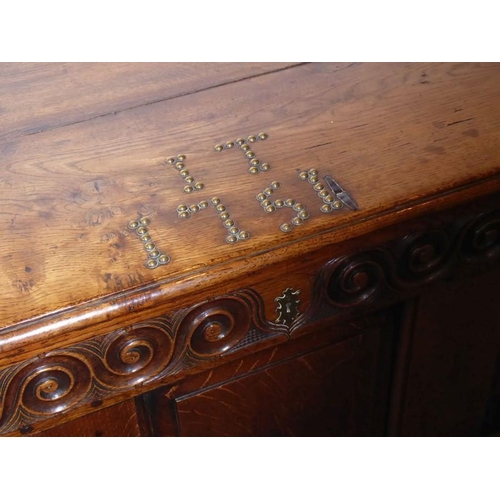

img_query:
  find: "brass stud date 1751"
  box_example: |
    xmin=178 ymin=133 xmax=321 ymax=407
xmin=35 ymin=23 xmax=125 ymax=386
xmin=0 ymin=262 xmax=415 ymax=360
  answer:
xmin=128 ymin=131 xmax=359 ymax=268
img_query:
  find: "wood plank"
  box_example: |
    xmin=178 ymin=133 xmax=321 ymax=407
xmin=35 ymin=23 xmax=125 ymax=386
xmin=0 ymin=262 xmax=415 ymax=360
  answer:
xmin=0 ymin=62 xmax=300 ymax=141
xmin=32 ymin=399 xmax=142 ymax=437
xmin=1 ymin=62 xmax=500 ymax=352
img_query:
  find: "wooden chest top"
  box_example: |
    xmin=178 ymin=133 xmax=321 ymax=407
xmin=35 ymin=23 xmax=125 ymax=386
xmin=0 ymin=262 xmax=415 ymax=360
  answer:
xmin=1 ymin=62 xmax=500 ymax=357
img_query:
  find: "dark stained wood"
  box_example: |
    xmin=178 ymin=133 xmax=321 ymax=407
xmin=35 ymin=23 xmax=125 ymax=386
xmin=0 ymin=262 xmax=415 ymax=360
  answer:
xmin=393 ymin=267 xmax=500 ymax=436
xmin=32 ymin=399 xmax=142 ymax=437
xmin=0 ymin=191 xmax=498 ymax=435
xmin=150 ymin=312 xmax=395 ymax=437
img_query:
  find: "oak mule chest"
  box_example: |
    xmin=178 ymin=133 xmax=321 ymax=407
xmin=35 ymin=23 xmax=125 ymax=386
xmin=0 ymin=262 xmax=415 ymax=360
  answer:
xmin=1 ymin=62 xmax=499 ymax=436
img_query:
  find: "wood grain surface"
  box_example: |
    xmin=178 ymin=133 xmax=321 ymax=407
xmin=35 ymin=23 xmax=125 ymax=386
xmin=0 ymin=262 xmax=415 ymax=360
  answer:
xmin=1 ymin=62 xmax=500 ymax=354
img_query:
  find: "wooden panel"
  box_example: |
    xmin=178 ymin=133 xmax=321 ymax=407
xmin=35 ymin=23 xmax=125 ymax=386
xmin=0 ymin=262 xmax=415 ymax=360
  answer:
xmin=0 ymin=62 xmax=298 ymax=141
xmin=1 ymin=62 xmax=500 ymax=341
xmin=32 ymin=399 xmax=142 ymax=437
xmin=154 ymin=316 xmax=394 ymax=437
xmin=395 ymin=267 xmax=500 ymax=436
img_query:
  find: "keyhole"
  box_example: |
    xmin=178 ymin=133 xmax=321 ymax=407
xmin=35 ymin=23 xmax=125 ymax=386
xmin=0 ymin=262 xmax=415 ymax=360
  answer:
xmin=285 ymin=302 xmax=292 ymax=313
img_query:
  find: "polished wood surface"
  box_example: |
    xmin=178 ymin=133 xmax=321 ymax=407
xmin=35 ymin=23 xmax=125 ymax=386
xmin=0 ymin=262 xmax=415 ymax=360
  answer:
xmin=32 ymin=399 xmax=143 ymax=437
xmin=0 ymin=63 xmax=499 ymax=436
xmin=151 ymin=313 xmax=394 ymax=437
xmin=1 ymin=62 xmax=500 ymax=349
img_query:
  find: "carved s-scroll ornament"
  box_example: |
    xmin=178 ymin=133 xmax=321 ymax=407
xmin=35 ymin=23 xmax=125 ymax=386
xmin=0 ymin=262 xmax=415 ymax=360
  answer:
xmin=460 ymin=210 xmax=500 ymax=262
xmin=0 ymin=290 xmax=283 ymax=435
xmin=176 ymin=296 xmax=252 ymax=357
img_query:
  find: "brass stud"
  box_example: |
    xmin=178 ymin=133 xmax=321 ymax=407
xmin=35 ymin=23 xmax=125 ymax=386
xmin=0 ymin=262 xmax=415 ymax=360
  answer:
xmin=247 ymin=135 xmax=257 ymax=143
xmin=248 ymin=166 xmax=260 ymax=174
xmin=149 ymin=250 xmax=161 ymax=258
xmin=177 ymin=154 xmax=186 ymax=161
xmin=226 ymin=235 xmax=238 ymax=244
xmin=223 ymin=219 xmax=234 ymax=228
xmin=189 ymin=205 xmax=200 ymax=213
xmin=245 ymin=151 xmax=255 ymax=159
xmin=183 ymin=185 xmax=194 ymax=194
xmin=214 ymin=144 xmax=224 ymax=152
xmin=298 ymin=210 xmax=310 ymax=219
xmin=250 ymin=158 xmax=260 ymax=166
xmin=270 ymin=181 xmax=280 ymax=189
xmin=265 ymin=205 xmax=276 ymax=213
xmin=324 ymin=195 xmax=335 ymax=203
xmin=321 ymin=204 xmax=332 ymax=213
xmin=274 ymin=199 xmax=285 ymax=208
xmin=241 ymin=144 xmax=250 ymax=151
xmin=309 ymin=175 xmax=319 ymax=184
xmin=236 ymin=138 xmax=245 ymax=145
xmin=128 ymin=220 xmax=139 ymax=229
xmin=146 ymin=259 xmax=158 ymax=269
xmin=256 ymin=193 xmax=267 ymax=202
xmin=285 ymin=199 xmax=295 ymax=207
xmin=140 ymin=234 xmax=152 ymax=243
xmin=258 ymin=132 xmax=268 ymax=140
xmin=211 ymin=197 xmax=221 ymax=205
xmin=238 ymin=230 xmax=250 ymax=240
xmin=291 ymin=217 xmax=303 ymax=226
xmin=308 ymin=169 xmax=318 ymax=176
xmin=313 ymin=183 xmax=325 ymax=191
xmin=176 ymin=162 xmax=185 ymax=170
xmin=333 ymin=200 xmax=343 ymax=209
xmin=144 ymin=242 xmax=156 ymax=252
xmin=229 ymin=226 xmax=239 ymax=234
xmin=298 ymin=171 xmax=309 ymax=181
xmin=178 ymin=211 xmax=190 ymax=219
xmin=318 ymin=189 xmax=329 ymax=198
xmin=139 ymin=217 xmax=151 ymax=226
xmin=195 ymin=182 xmax=204 ymax=190
xmin=293 ymin=203 xmax=304 ymax=212
xmin=215 ymin=204 xmax=226 ymax=212
xmin=219 ymin=211 xmax=230 ymax=220
xmin=225 ymin=141 xmax=235 ymax=149
xmin=185 ymin=176 xmax=194 ymax=184
xmin=179 ymin=169 xmax=189 ymax=177
xmin=280 ymin=223 xmax=292 ymax=233
xmin=198 ymin=201 xmax=209 ymax=209
xmin=136 ymin=227 xmax=148 ymax=235
xmin=263 ymin=187 xmax=274 ymax=196
xmin=158 ymin=254 xmax=170 ymax=265
xmin=261 ymin=200 xmax=272 ymax=208
xmin=165 ymin=157 xmax=176 ymax=164
xmin=260 ymin=163 xmax=270 ymax=171
xmin=177 ymin=205 xmax=188 ymax=212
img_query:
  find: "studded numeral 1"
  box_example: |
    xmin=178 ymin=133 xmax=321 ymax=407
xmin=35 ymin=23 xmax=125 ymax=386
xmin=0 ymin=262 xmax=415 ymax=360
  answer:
xmin=176 ymin=197 xmax=250 ymax=244
xmin=214 ymin=133 xmax=271 ymax=174
xmin=128 ymin=218 xmax=171 ymax=269
xmin=255 ymin=181 xmax=310 ymax=233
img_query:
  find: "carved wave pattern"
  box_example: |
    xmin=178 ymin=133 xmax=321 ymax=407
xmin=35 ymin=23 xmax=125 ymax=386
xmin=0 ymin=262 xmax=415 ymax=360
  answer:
xmin=0 ymin=206 xmax=498 ymax=434
xmin=0 ymin=291 xmax=283 ymax=434
xmin=321 ymin=208 xmax=500 ymax=311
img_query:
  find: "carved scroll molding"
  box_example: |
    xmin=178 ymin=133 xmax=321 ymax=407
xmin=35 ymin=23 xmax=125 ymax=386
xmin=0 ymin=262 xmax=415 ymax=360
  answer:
xmin=306 ymin=207 xmax=500 ymax=324
xmin=0 ymin=290 xmax=285 ymax=435
xmin=1 ymin=204 xmax=499 ymax=434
